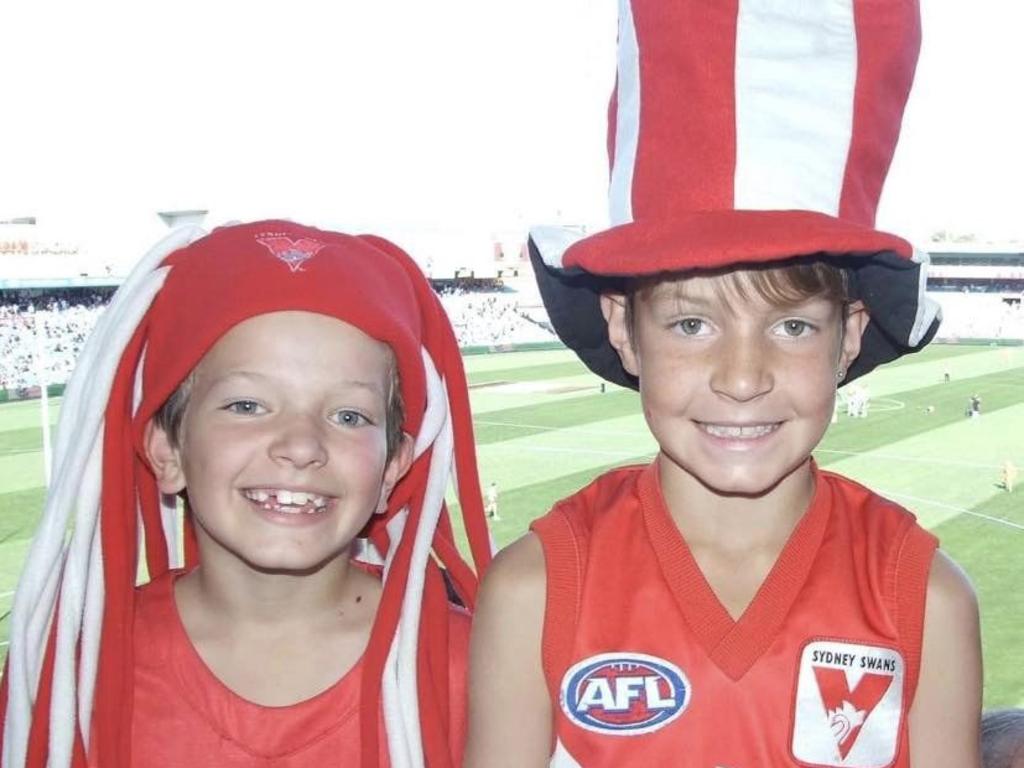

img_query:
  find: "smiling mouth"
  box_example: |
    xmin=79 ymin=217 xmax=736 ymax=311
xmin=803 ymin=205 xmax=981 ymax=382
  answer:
xmin=243 ymin=488 xmax=332 ymax=514
xmin=697 ymin=422 xmax=782 ymax=439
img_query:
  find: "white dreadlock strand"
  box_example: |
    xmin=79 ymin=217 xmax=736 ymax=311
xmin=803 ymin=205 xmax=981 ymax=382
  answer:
xmin=3 ymin=225 xmax=206 ymax=768
xmin=49 ymin=428 xmax=103 ymax=764
xmin=381 ymin=350 xmax=450 ymax=768
xmin=132 ymin=346 xmax=184 ymax=572
xmin=381 ymin=510 xmax=412 ymax=767
xmin=397 ymin=365 xmax=452 ymax=768
xmin=11 ymin=263 xmax=173 ymax=720
xmin=51 ymin=269 xmax=171 ymax=764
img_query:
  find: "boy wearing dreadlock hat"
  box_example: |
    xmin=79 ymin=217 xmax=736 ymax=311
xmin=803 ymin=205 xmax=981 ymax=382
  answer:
xmin=468 ymin=2 xmax=980 ymax=767
xmin=1 ymin=221 xmax=492 ymax=768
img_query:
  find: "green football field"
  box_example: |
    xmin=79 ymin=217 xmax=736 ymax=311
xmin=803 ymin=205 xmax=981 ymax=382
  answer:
xmin=1 ymin=343 xmax=1021 ymax=706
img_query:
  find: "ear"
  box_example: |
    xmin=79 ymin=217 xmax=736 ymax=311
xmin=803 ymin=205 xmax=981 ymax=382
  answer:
xmin=600 ymin=292 xmax=640 ymax=377
xmin=377 ymin=432 xmax=414 ymax=513
xmin=143 ymin=420 xmax=187 ymax=494
xmin=839 ymin=300 xmax=870 ymax=372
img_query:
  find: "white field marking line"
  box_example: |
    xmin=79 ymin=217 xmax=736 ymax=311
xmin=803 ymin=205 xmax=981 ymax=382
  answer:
xmin=0 ymin=448 xmax=41 ymax=457
xmin=816 ymin=448 xmax=1023 ymax=471
xmin=878 ymin=489 xmax=1024 ymax=532
xmin=475 ymin=419 xmax=650 ymax=439
xmin=843 ymin=398 xmax=905 ymax=413
xmin=0 ymin=591 xmax=13 ymax=599
xmin=477 ymin=419 xmax=1022 ymax=471
xmin=514 ymin=445 xmax=654 ymax=459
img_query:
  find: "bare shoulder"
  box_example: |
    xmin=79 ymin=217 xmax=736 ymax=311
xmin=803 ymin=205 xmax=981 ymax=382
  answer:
xmin=923 ymin=549 xmax=978 ymax=618
xmin=470 ymin=531 xmax=548 ymax=672
xmin=465 ymin=533 xmax=552 ymax=768
xmin=908 ymin=550 xmax=982 ymax=768
xmin=479 ymin=531 xmax=547 ymax=604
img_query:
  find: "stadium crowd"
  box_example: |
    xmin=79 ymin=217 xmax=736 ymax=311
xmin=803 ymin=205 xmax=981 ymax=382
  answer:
xmin=436 ymin=289 xmax=555 ymax=347
xmin=0 ymin=295 xmax=109 ymax=391
xmin=5 ymin=285 xmax=1021 ymax=393
xmin=0 ymin=287 xmax=556 ymax=391
xmin=931 ymin=292 xmax=1024 ymax=340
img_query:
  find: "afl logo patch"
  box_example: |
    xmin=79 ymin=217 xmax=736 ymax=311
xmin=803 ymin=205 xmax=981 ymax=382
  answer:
xmin=560 ymin=652 xmax=690 ymax=736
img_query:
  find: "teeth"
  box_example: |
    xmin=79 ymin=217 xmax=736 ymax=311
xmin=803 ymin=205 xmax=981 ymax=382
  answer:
xmin=245 ymin=489 xmax=329 ymax=510
xmin=702 ymin=423 xmax=778 ymax=439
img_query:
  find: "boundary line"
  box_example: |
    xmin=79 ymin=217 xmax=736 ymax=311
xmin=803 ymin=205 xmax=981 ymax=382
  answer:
xmin=476 ymin=419 xmax=1022 ymax=469
xmin=877 ymin=489 xmax=1024 ymax=532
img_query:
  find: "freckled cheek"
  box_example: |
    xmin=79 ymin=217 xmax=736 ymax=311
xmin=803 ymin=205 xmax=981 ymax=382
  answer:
xmin=781 ymin=366 xmax=837 ymax=417
xmin=639 ymin=359 xmax=702 ymax=413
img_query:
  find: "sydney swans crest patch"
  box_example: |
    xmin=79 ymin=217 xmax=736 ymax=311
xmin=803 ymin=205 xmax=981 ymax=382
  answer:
xmin=792 ymin=640 xmax=905 ymax=767
xmin=256 ymin=235 xmax=327 ymax=272
xmin=560 ymin=652 xmax=690 ymax=736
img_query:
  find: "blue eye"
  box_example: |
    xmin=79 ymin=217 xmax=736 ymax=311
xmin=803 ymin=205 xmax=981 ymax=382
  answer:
xmin=675 ymin=318 xmax=708 ymax=336
xmin=776 ymin=319 xmax=814 ymax=337
xmin=224 ymin=400 xmax=264 ymax=415
xmin=333 ymin=409 xmax=369 ymax=427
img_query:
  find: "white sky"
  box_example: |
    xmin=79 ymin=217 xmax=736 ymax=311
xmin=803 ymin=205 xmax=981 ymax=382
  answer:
xmin=1 ymin=0 xmax=1021 ymax=268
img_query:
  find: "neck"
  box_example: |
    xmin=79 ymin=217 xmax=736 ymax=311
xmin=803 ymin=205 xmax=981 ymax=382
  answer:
xmin=178 ymin=546 xmax=368 ymax=629
xmin=656 ymin=453 xmax=816 ymax=555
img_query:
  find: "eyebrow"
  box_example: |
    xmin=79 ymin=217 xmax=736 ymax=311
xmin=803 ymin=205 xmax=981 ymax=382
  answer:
xmin=336 ymin=378 xmax=386 ymax=395
xmin=647 ymin=290 xmax=712 ymax=308
xmin=208 ymin=371 xmax=385 ymax=395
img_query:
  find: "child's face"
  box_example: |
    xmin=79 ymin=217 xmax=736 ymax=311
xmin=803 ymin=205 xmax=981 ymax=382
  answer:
xmin=604 ymin=271 xmax=867 ymax=497
xmin=146 ymin=311 xmax=410 ymax=574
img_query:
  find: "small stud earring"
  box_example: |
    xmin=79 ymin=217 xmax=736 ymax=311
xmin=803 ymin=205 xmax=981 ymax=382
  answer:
xmin=836 ymin=368 xmax=846 ymax=382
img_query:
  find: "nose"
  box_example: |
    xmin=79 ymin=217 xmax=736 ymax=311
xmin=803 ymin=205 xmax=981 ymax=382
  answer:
xmin=268 ymin=413 xmax=328 ymax=469
xmin=709 ymin=331 xmax=774 ymax=402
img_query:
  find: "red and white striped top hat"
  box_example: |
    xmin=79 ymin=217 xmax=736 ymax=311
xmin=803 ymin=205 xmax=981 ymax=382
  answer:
xmin=530 ymin=0 xmax=941 ymax=386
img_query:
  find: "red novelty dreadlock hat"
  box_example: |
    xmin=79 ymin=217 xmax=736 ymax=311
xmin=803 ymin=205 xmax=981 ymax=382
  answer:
xmin=1 ymin=221 xmax=491 ymax=768
xmin=530 ymin=0 xmax=940 ymax=387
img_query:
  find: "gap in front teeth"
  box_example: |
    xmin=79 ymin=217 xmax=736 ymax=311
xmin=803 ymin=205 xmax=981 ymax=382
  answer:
xmin=245 ymin=489 xmax=328 ymax=512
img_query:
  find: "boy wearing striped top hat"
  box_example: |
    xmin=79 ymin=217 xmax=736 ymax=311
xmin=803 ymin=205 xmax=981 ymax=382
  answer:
xmin=0 ymin=221 xmax=492 ymax=768
xmin=467 ymin=2 xmax=980 ymax=767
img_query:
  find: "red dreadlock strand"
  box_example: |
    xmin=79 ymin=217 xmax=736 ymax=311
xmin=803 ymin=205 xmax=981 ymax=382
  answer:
xmin=417 ymin=566 xmax=456 ymax=766
xmin=92 ymin=324 xmax=148 ymax=767
xmin=359 ymin=468 xmax=429 ymax=766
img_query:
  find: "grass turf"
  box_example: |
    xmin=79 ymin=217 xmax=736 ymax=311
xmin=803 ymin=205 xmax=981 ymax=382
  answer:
xmin=0 ymin=342 xmax=1020 ymax=708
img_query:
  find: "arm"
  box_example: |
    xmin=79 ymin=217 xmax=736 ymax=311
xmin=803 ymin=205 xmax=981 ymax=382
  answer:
xmin=908 ymin=550 xmax=982 ymax=768
xmin=464 ymin=533 xmax=552 ymax=768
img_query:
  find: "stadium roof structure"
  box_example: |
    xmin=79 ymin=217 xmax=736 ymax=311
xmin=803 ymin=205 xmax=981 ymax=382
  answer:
xmin=383 ymin=226 xmax=528 ymax=280
xmin=931 ymin=248 xmax=1023 ymax=262
xmin=927 ymin=247 xmax=1024 ymax=283
xmin=157 ymin=209 xmax=208 ymax=228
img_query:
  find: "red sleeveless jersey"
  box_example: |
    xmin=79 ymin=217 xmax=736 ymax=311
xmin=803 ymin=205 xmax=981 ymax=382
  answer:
xmin=125 ymin=569 xmax=470 ymax=767
xmin=531 ymin=462 xmax=936 ymax=768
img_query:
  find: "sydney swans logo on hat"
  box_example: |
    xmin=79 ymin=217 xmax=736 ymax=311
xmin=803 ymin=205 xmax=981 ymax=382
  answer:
xmin=255 ymin=234 xmax=327 ymax=272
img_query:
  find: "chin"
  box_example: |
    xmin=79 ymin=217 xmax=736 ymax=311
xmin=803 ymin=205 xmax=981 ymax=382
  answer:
xmin=698 ymin=473 xmax=783 ymax=498
xmin=238 ymin=546 xmax=346 ymax=576
xmin=684 ymin=459 xmax=804 ymax=499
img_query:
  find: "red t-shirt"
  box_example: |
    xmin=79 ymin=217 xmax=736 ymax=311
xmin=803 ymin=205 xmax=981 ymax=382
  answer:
xmin=532 ymin=461 xmax=937 ymax=768
xmin=127 ymin=569 xmax=469 ymax=767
